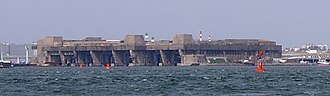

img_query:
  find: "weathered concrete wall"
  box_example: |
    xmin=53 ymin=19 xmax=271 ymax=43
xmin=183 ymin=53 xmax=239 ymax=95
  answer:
xmin=173 ymin=34 xmax=195 ymax=45
xmin=124 ymin=35 xmax=146 ymax=46
xmin=179 ymin=54 xmax=207 ymax=66
xmin=35 ymin=34 xmax=282 ymax=66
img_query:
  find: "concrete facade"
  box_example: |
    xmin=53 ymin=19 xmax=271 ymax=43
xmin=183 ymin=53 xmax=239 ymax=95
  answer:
xmin=33 ymin=34 xmax=282 ymax=66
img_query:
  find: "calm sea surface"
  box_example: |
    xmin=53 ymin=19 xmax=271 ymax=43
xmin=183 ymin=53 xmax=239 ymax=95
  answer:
xmin=0 ymin=66 xmax=330 ymax=96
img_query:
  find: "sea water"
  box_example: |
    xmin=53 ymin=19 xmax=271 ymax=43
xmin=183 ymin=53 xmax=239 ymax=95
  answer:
xmin=0 ymin=66 xmax=330 ymax=96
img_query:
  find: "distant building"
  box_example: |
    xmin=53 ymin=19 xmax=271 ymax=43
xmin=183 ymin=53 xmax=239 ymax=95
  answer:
xmin=282 ymin=44 xmax=330 ymax=63
xmin=284 ymin=44 xmax=330 ymax=54
xmin=33 ymin=34 xmax=282 ymax=66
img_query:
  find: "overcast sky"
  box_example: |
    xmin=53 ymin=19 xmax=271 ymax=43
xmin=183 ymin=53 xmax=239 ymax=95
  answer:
xmin=1 ymin=0 xmax=330 ymax=48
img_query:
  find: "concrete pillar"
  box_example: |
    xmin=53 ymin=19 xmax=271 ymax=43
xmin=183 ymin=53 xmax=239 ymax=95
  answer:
xmin=127 ymin=50 xmax=158 ymax=66
xmin=135 ymin=51 xmax=144 ymax=66
xmin=112 ymin=50 xmax=129 ymax=66
xmin=47 ymin=55 xmax=52 ymax=62
xmin=44 ymin=51 xmax=50 ymax=63
xmin=73 ymin=51 xmax=78 ymax=64
xmin=111 ymin=50 xmax=120 ymax=65
xmin=129 ymin=50 xmax=147 ymax=66
xmin=129 ymin=50 xmax=138 ymax=64
xmin=90 ymin=51 xmax=102 ymax=65
xmin=37 ymin=50 xmax=47 ymax=65
xmin=89 ymin=51 xmax=112 ymax=65
xmin=160 ymin=50 xmax=175 ymax=66
xmin=112 ymin=51 xmax=120 ymax=65
xmin=160 ymin=50 xmax=167 ymax=66
xmin=59 ymin=51 xmax=65 ymax=64
xmin=76 ymin=52 xmax=85 ymax=64
xmin=179 ymin=50 xmax=184 ymax=64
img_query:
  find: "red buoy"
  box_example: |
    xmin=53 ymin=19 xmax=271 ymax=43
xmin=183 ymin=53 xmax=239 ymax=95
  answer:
xmin=256 ymin=61 xmax=265 ymax=73
xmin=256 ymin=51 xmax=266 ymax=73
xmin=106 ymin=63 xmax=111 ymax=70
xmin=79 ymin=64 xmax=83 ymax=68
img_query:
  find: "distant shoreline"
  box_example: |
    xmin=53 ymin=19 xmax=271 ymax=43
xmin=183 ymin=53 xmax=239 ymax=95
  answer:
xmin=204 ymin=63 xmax=316 ymax=66
xmin=11 ymin=63 xmax=318 ymax=67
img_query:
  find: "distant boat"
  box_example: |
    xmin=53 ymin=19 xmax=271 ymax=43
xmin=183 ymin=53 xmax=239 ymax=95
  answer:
xmin=317 ymin=59 xmax=330 ymax=66
xmin=242 ymin=60 xmax=255 ymax=66
xmin=279 ymin=59 xmax=287 ymax=63
xmin=0 ymin=60 xmax=14 ymax=68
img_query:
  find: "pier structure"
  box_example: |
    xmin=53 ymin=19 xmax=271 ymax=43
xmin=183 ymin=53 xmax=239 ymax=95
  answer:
xmin=33 ymin=34 xmax=282 ymax=66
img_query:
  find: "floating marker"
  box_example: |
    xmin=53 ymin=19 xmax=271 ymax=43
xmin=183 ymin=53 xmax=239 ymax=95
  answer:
xmin=256 ymin=51 xmax=265 ymax=73
xmin=106 ymin=63 xmax=111 ymax=70
xmin=256 ymin=61 xmax=265 ymax=72
xmin=80 ymin=64 xmax=83 ymax=68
